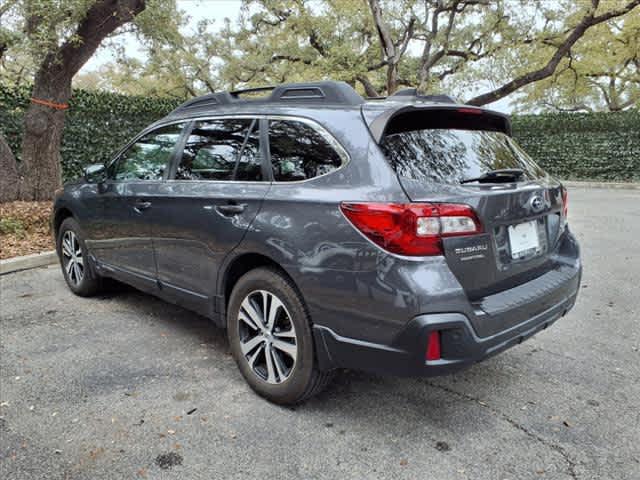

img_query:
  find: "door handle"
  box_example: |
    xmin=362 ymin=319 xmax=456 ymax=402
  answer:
xmin=132 ymin=200 xmax=152 ymax=212
xmin=215 ymin=203 xmax=247 ymax=216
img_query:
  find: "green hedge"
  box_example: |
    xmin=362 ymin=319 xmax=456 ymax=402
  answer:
xmin=512 ymin=110 xmax=640 ymax=181
xmin=0 ymin=86 xmax=180 ymax=181
xmin=1 ymin=85 xmax=638 ymax=181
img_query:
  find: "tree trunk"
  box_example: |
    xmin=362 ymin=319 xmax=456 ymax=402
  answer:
xmin=386 ymin=62 xmax=398 ymax=94
xmin=0 ymin=131 xmax=19 ymax=202
xmin=18 ymin=68 xmax=71 ymax=200
xmin=17 ymin=0 xmax=147 ymax=200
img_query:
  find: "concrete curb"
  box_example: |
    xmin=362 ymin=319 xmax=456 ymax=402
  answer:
xmin=0 ymin=251 xmax=58 ymax=275
xmin=562 ymin=180 xmax=640 ymax=190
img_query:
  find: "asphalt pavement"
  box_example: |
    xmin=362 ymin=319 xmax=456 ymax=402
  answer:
xmin=1 ymin=187 xmax=639 ymax=480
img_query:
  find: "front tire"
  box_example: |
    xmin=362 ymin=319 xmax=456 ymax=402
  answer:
xmin=57 ymin=217 xmax=102 ymax=297
xmin=227 ymin=267 xmax=333 ymax=404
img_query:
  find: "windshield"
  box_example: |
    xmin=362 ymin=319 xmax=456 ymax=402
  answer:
xmin=380 ymin=129 xmax=546 ymax=184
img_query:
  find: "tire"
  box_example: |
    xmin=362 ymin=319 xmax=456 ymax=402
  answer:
xmin=57 ymin=217 xmax=102 ymax=297
xmin=227 ymin=267 xmax=333 ymax=404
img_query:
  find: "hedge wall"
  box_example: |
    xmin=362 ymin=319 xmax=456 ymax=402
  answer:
xmin=1 ymin=85 xmax=638 ymax=182
xmin=512 ymin=110 xmax=639 ymax=181
xmin=1 ymin=86 xmax=181 ymax=181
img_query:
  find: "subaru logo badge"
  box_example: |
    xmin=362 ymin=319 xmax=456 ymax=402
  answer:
xmin=529 ymin=195 xmax=545 ymax=213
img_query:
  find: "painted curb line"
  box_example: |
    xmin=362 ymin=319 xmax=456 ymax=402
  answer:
xmin=562 ymin=180 xmax=640 ymax=190
xmin=0 ymin=251 xmax=58 ymax=275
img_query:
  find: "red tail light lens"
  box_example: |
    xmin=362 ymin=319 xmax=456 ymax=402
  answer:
xmin=340 ymin=202 xmax=482 ymax=256
xmin=426 ymin=331 xmax=441 ymax=361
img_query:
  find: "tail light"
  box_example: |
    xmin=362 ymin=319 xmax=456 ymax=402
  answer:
xmin=340 ymin=202 xmax=482 ymax=256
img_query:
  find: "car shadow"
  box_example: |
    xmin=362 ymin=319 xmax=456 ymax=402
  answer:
xmin=98 ymin=285 xmax=521 ymax=425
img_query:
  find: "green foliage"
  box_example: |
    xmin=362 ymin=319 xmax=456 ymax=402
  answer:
xmin=0 ymin=85 xmax=180 ymax=181
xmin=1 ymin=86 xmax=637 ymax=182
xmin=512 ymin=110 xmax=640 ymax=181
xmin=0 ymin=217 xmax=25 ymax=237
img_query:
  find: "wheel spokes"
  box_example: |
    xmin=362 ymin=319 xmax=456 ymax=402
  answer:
xmin=266 ymin=295 xmax=283 ymax=332
xmin=65 ymin=258 xmax=74 ymax=276
xmin=237 ymin=289 xmax=298 ymax=385
xmin=239 ymin=309 xmax=261 ymax=331
xmin=272 ymin=339 xmax=296 ymax=359
xmin=247 ymin=343 xmax=264 ymax=369
xmin=73 ymin=262 xmax=83 ymax=283
xmin=271 ymin=349 xmax=288 ymax=380
xmin=264 ymin=346 xmax=277 ymax=383
xmin=274 ymin=327 xmax=296 ymax=339
xmin=62 ymin=231 xmax=84 ymax=286
xmin=240 ymin=335 xmax=264 ymax=356
xmin=241 ymin=298 xmax=264 ymax=331
xmin=62 ymin=237 xmax=73 ymax=257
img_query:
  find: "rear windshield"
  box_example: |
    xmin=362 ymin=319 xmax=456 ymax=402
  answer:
xmin=380 ymin=129 xmax=546 ymax=184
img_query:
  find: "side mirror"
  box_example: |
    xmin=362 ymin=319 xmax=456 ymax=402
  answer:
xmin=84 ymin=164 xmax=106 ymax=183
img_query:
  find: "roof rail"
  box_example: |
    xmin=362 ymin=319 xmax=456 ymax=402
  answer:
xmin=389 ymin=88 xmax=457 ymax=104
xmin=168 ymin=81 xmax=364 ymax=116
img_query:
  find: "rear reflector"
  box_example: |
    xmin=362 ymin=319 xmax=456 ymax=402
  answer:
xmin=340 ymin=202 xmax=482 ymax=256
xmin=426 ymin=331 xmax=441 ymax=361
xmin=561 ymin=187 xmax=568 ymax=218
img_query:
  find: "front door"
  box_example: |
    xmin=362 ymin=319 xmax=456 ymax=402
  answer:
xmin=151 ymin=118 xmax=270 ymax=316
xmin=90 ymin=123 xmax=185 ymax=291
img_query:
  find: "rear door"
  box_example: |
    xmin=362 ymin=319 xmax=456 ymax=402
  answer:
xmin=151 ymin=117 xmax=269 ymax=316
xmin=377 ymin=108 xmax=566 ymax=299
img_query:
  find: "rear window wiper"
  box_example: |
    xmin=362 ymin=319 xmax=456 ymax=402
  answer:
xmin=460 ymin=168 xmax=525 ymax=184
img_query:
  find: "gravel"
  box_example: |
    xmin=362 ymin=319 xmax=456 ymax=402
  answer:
xmin=1 ymin=187 xmax=638 ymax=480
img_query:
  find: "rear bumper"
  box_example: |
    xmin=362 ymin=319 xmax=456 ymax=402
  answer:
xmin=313 ymin=265 xmax=581 ymax=376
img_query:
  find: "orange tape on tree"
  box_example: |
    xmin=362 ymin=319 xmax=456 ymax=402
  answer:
xmin=30 ymin=97 xmax=70 ymax=110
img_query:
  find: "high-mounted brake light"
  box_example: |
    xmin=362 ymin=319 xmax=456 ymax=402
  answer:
xmin=340 ymin=202 xmax=482 ymax=256
xmin=456 ymin=107 xmax=483 ymax=115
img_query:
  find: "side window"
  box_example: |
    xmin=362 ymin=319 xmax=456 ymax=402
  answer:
xmin=175 ymin=119 xmax=261 ymax=181
xmin=112 ymin=124 xmax=183 ymax=181
xmin=268 ymin=120 xmax=344 ymax=182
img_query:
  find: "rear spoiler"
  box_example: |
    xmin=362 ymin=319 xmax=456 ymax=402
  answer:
xmin=362 ymin=104 xmax=512 ymax=143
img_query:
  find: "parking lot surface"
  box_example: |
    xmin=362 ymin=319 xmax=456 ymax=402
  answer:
xmin=1 ymin=187 xmax=639 ymax=480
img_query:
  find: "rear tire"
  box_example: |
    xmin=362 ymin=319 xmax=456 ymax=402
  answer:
xmin=227 ymin=267 xmax=333 ymax=404
xmin=57 ymin=217 xmax=102 ymax=297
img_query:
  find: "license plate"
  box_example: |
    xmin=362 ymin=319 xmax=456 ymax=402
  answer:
xmin=508 ymin=221 xmax=540 ymax=258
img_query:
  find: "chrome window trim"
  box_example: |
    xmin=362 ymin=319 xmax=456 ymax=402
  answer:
xmin=265 ymin=114 xmax=350 ymax=184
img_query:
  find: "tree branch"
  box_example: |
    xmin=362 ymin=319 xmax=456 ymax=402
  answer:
xmin=467 ymin=0 xmax=640 ymax=106
xmin=356 ymin=74 xmax=381 ymax=97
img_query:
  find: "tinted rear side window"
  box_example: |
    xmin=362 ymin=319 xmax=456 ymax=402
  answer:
xmin=269 ymin=120 xmax=343 ymax=182
xmin=176 ymin=119 xmax=261 ymax=181
xmin=380 ymin=129 xmax=546 ymax=184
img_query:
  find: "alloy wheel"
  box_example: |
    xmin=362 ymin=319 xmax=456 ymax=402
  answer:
xmin=237 ymin=289 xmax=298 ymax=384
xmin=61 ymin=230 xmax=84 ymax=286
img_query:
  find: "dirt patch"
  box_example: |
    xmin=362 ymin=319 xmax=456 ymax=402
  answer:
xmin=0 ymin=201 xmax=53 ymax=259
xmin=155 ymin=452 xmax=183 ymax=470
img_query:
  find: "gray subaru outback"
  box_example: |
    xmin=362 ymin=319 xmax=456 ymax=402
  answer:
xmin=52 ymin=81 xmax=582 ymax=404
